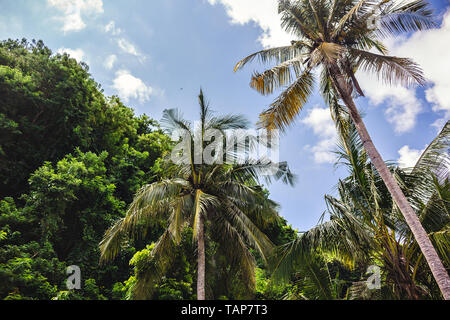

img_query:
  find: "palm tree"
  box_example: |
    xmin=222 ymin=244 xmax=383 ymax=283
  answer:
xmin=234 ymin=0 xmax=449 ymax=298
xmin=272 ymin=121 xmax=449 ymax=299
xmin=99 ymin=90 xmax=295 ymax=299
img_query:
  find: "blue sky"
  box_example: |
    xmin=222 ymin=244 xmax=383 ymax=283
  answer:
xmin=1 ymin=0 xmax=449 ymax=231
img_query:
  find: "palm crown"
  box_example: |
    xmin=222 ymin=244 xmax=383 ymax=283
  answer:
xmin=235 ymin=0 xmax=434 ymax=130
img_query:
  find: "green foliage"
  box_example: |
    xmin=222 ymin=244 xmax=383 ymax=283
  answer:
xmin=21 ymin=150 xmax=130 ymax=284
xmin=0 ymin=39 xmax=171 ymax=199
xmin=255 ymin=267 xmax=291 ymax=300
xmin=0 ymin=39 xmax=171 ymax=300
xmin=116 ymin=232 xmax=195 ymax=300
xmin=52 ymin=279 xmax=107 ymax=300
xmin=0 ymin=242 xmax=65 ymax=300
xmin=111 ymin=277 xmax=136 ymax=300
xmin=0 ymin=39 xmax=97 ymax=197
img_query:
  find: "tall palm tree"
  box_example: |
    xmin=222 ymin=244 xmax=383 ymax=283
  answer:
xmin=99 ymin=90 xmax=295 ymax=300
xmin=234 ymin=0 xmax=449 ymax=298
xmin=272 ymin=121 xmax=449 ymax=299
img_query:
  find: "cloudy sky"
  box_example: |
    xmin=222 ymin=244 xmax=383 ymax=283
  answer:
xmin=1 ymin=0 xmax=449 ymax=230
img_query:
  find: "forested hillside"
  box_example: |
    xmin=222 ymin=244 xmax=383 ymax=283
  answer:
xmin=0 ymin=39 xmax=298 ymax=300
xmin=0 ymin=38 xmax=173 ymax=299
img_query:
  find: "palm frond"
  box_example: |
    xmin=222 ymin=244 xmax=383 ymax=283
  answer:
xmin=250 ymin=57 xmax=305 ymax=95
xmin=378 ymin=0 xmax=436 ymax=37
xmin=412 ymin=121 xmax=449 ymax=180
xmin=168 ymin=194 xmax=192 ymax=244
xmin=198 ymin=88 xmax=211 ymax=129
xmin=299 ymin=253 xmax=334 ymax=300
xmin=224 ymin=199 xmax=275 ymax=264
xmin=231 ymin=159 xmax=297 ymax=187
xmin=259 ymin=69 xmax=315 ymax=131
xmin=207 ymin=114 xmax=250 ymax=131
xmin=99 ymin=179 xmax=189 ymax=262
xmin=307 ymin=0 xmax=326 ymax=35
xmin=332 ymin=0 xmax=372 ymax=39
xmin=99 ymin=217 xmax=129 ymax=263
xmin=351 ymin=49 xmax=425 ymax=86
xmin=192 ymin=190 xmax=219 ymax=241
xmin=211 ymin=216 xmax=257 ymax=292
xmin=279 ymin=0 xmax=320 ymax=39
xmin=132 ymin=230 xmax=177 ymax=300
xmin=234 ymin=46 xmax=305 ymax=72
xmin=161 ymin=108 xmax=192 ymax=135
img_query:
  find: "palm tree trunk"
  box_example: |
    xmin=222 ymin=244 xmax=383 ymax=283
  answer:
xmin=329 ymin=64 xmax=450 ymax=300
xmin=197 ymin=215 xmax=206 ymax=300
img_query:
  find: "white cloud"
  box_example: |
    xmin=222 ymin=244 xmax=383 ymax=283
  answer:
xmin=48 ymin=0 xmax=104 ymax=33
xmin=104 ymin=54 xmax=117 ymax=70
xmin=207 ymin=0 xmax=291 ymax=47
xmin=56 ymin=47 xmax=85 ymax=62
xmin=301 ymin=107 xmax=337 ymax=164
xmin=104 ymin=21 xmax=122 ymax=36
xmin=117 ymin=38 xmax=140 ymax=57
xmin=357 ymin=72 xmax=422 ymax=134
xmin=359 ymin=8 xmax=450 ymax=133
xmin=104 ymin=22 xmax=145 ymax=67
xmin=116 ymin=38 xmax=147 ymax=63
xmin=398 ymin=145 xmax=425 ymax=169
xmin=391 ymin=9 xmax=450 ymax=130
xmin=112 ymin=70 xmax=153 ymax=103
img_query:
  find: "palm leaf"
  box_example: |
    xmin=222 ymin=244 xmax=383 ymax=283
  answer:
xmin=234 ymin=46 xmax=305 ymax=72
xmin=259 ymin=69 xmax=315 ymax=131
xmin=250 ymin=57 xmax=305 ymax=95
xmin=351 ymin=48 xmax=425 ymax=86
xmin=378 ymin=0 xmax=436 ymax=37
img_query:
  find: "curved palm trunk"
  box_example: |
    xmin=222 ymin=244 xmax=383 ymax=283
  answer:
xmin=329 ymin=64 xmax=450 ymax=300
xmin=197 ymin=215 xmax=206 ymax=300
